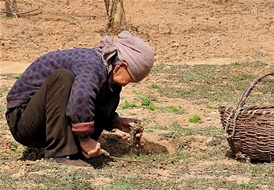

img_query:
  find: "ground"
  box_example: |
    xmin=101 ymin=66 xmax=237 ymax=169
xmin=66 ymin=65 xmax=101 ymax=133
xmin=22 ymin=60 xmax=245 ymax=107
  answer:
xmin=1 ymin=0 xmax=274 ymax=189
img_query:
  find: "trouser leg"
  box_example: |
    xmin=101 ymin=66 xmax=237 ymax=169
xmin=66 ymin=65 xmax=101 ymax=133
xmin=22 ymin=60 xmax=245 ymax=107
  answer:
xmin=7 ymin=68 xmax=79 ymax=157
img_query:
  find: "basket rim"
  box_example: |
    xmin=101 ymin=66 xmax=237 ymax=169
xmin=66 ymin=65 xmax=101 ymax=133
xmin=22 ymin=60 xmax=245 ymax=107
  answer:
xmin=236 ymin=71 xmax=274 ymax=109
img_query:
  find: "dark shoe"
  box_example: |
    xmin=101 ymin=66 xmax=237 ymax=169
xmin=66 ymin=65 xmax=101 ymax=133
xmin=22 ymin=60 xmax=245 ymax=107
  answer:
xmin=43 ymin=156 xmax=91 ymax=167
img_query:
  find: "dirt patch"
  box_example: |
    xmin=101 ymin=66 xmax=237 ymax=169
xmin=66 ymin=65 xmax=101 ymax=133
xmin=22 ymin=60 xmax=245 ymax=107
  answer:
xmin=1 ymin=0 xmax=274 ymax=64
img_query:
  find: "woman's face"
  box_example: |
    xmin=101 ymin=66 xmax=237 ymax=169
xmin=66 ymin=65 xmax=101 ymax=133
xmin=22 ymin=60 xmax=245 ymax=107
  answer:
xmin=112 ymin=62 xmax=133 ymax=86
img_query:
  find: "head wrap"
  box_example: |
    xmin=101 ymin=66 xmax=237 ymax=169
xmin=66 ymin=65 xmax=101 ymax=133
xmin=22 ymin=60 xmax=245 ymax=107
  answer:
xmin=97 ymin=30 xmax=154 ymax=82
xmin=114 ymin=31 xmax=154 ymax=82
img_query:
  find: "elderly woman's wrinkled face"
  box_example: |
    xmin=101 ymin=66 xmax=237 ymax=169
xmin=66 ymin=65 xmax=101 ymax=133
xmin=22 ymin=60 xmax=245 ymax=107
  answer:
xmin=112 ymin=62 xmax=133 ymax=86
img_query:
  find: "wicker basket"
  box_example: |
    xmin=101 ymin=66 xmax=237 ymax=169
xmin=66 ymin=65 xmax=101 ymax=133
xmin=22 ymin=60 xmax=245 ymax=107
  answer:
xmin=219 ymin=71 xmax=274 ymax=161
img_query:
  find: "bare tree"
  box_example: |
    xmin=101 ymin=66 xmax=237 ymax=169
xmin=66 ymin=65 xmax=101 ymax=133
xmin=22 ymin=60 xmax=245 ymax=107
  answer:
xmin=104 ymin=0 xmax=126 ymax=33
xmin=5 ymin=0 xmax=18 ymax=17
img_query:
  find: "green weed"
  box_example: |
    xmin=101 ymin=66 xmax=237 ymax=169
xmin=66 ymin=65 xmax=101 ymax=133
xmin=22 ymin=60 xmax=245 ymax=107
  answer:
xmin=159 ymin=105 xmax=187 ymax=114
xmin=121 ymin=100 xmax=136 ymax=109
xmin=15 ymin=73 xmax=22 ymax=79
xmin=206 ymin=104 xmax=217 ymax=109
xmin=103 ymin=182 xmax=133 ymax=190
xmin=150 ymin=83 xmax=159 ymax=89
xmin=0 ymin=87 xmax=9 ymax=97
xmin=188 ymin=114 xmax=201 ymax=123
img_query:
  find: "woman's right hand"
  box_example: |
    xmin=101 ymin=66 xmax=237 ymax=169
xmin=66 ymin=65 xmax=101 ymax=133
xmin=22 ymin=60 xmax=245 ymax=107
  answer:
xmin=80 ymin=138 xmax=102 ymax=158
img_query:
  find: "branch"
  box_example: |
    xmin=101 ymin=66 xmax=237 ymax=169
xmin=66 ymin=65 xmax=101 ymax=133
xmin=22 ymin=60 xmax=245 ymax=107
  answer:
xmin=1 ymin=5 xmax=48 ymax=49
xmin=0 ymin=6 xmax=41 ymax=16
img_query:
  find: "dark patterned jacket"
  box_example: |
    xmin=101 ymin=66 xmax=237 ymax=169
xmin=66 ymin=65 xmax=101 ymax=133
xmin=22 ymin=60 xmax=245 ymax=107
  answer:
xmin=6 ymin=48 xmax=121 ymax=139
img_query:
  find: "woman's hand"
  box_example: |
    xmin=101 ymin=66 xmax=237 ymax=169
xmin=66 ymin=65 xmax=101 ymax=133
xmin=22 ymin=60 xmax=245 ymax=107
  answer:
xmin=113 ymin=117 xmax=139 ymax=133
xmin=80 ymin=138 xmax=102 ymax=158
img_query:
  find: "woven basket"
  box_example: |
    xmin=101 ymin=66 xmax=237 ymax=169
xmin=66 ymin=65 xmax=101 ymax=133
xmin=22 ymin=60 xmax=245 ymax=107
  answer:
xmin=219 ymin=71 xmax=274 ymax=161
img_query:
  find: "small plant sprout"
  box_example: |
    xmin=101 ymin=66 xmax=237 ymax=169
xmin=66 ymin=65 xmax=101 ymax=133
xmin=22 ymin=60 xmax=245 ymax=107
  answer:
xmin=189 ymin=114 xmax=201 ymax=123
xmin=160 ymin=105 xmax=187 ymax=114
xmin=15 ymin=73 xmax=22 ymax=79
xmin=151 ymin=83 xmax=159 ymax=89
xmin=121 ymin=100 xmax=136 ymax=109
xmin=206 ymin=104 xmax=217 ymax=109
xmin=140 ymin=95 xmax=157 ymax=110
xmin=140 ymin=96 xmax=152 ymax=106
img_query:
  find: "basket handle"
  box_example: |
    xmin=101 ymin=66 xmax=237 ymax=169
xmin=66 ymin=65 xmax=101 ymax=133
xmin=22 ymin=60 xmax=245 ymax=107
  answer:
xmin=236 ymin=71 xmax=274 ymax=109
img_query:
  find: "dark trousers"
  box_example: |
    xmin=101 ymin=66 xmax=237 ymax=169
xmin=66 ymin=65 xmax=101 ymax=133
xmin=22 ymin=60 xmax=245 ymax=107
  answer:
xmin=6 ymin=68 xmax=79 ymax=158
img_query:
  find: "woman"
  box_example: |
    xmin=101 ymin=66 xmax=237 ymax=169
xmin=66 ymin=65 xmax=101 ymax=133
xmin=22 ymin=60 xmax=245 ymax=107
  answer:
xmin=5 ymin=30 xmax=154 ymax=167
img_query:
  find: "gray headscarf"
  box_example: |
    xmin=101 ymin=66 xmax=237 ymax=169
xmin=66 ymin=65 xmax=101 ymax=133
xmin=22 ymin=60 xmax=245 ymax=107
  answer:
xmin=97 ymin=30 xmax=154 ymax=82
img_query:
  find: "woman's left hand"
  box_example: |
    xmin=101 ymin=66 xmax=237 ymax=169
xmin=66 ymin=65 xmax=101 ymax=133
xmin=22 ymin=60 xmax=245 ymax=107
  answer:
xmin=113 ymin=117 xmax=138 ymax=133
xmin=80 ymin=138 xmax=102 ymax=159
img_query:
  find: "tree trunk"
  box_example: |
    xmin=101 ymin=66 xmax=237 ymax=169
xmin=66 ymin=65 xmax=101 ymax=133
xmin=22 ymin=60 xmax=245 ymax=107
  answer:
xmin=5 ymin=0 xmax=18 ymax=17
xmin=104 ymin=0 xmax=126 ymax=33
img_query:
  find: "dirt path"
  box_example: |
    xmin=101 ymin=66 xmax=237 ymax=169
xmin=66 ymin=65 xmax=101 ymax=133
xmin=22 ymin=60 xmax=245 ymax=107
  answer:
xmin=0 ymin=61 xmax=30 ymax=74
xmin=0 ymin=57 xmax=234 ymax=75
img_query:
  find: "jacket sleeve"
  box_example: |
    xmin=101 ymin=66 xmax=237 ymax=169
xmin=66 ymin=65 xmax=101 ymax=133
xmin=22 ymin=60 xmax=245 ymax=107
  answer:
xmin=66 ymin=59 xmax=107 ymax=139
xmin=71 ymin=121 xmax=95 ymax=138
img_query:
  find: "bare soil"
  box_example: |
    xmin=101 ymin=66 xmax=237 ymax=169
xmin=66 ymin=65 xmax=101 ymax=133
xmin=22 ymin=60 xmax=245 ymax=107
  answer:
xmin=1 ymin=0 xmax=274 ymax=189
xmin=1 ymin=0 xmax=274 ymax=64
